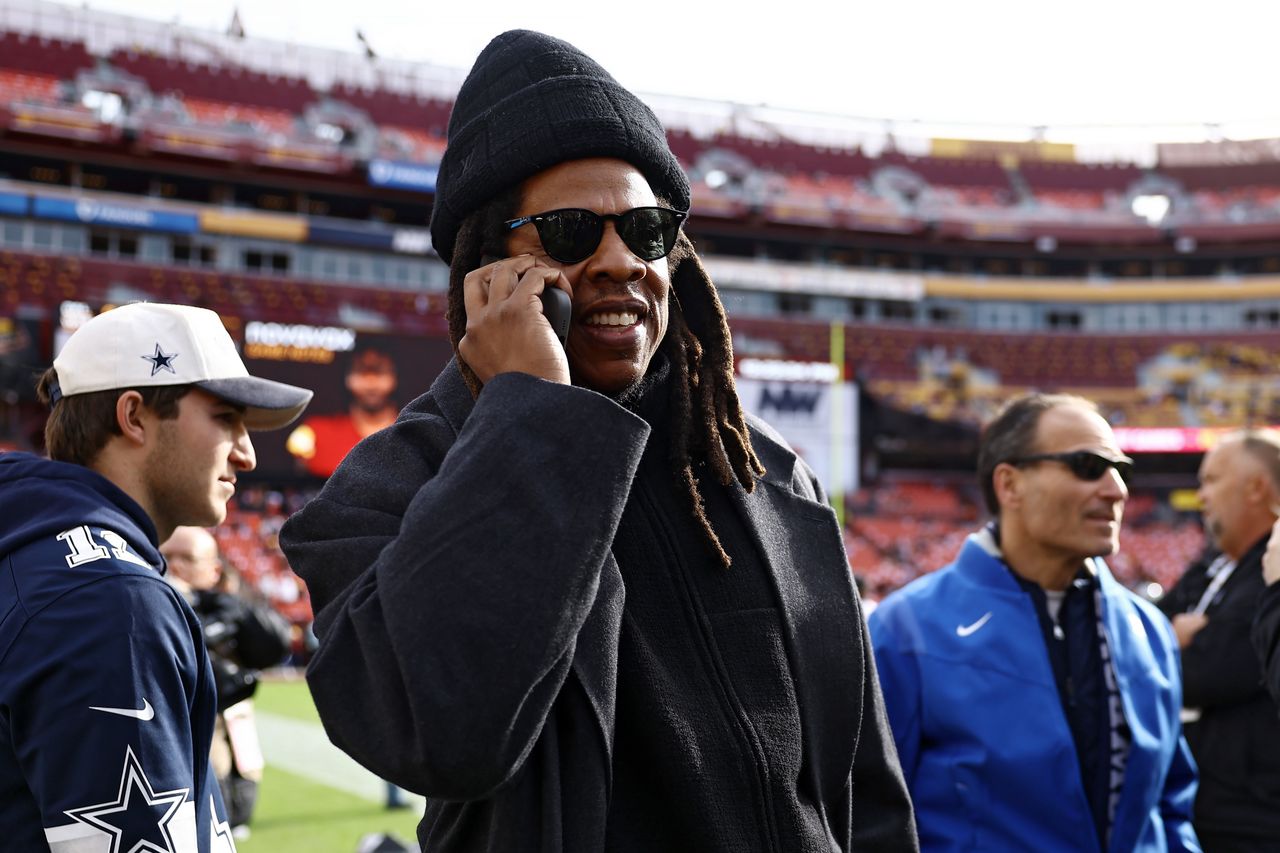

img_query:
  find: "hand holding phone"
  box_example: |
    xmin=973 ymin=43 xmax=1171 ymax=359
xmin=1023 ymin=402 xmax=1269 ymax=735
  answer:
xmin=459 ymin=255 xmax=572 ymax=385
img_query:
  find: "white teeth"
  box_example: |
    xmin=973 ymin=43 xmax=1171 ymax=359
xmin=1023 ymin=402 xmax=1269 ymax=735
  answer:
xmin=586 ymin=311 xmax=638 ymax=327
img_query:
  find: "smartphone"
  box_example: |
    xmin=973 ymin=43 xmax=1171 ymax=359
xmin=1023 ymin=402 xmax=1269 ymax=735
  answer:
xmin=540 ymin=287 xmax=571 ymax=348
xmin=481 ymin=255 xmax=570 ymax=348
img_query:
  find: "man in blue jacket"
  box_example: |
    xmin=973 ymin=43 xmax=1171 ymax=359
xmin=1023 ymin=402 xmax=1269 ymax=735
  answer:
xmin=0 ymin=303 xmax=310 ymax=852
xmin=870 ymin=392 xmax=1200 ymax=852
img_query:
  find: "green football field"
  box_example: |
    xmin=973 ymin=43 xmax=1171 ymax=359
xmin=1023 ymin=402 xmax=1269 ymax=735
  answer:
xmin=236 ymin=676 xmax=422 ymax=853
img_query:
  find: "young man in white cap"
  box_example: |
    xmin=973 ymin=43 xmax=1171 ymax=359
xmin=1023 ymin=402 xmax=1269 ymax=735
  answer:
xmin=0 ymin=302 xmax=311 ymax=853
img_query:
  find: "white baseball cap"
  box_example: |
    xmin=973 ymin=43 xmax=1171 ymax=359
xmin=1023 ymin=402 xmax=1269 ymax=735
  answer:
xmin=50 ymin=302 xmax=313 ymax=430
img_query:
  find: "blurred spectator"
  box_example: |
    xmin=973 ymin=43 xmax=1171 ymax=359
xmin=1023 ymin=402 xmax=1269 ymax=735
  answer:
xmin=161 ymin=525 xmax=291 ymax=841
xmin=1256 ymin=518 xmax=1280 ymax=708
xmin=1158 ymin=430 xmax=1280 ymax=851
xmin=870 ymin=393 xmax=1199 ymax=851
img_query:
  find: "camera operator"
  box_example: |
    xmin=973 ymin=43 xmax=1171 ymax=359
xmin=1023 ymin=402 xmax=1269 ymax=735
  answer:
xmin=161 ymin=525 xmax=291 ymax=840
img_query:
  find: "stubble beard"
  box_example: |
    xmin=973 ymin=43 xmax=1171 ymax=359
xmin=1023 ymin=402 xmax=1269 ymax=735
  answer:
xmin=143 ymin=424 xmax=224 ymax=534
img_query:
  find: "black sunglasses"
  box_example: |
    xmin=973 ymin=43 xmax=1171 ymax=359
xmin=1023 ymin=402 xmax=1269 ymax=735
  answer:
xmin=1008 ymin=450 xmax=1134 ymax=485
xmin=505 ymin=206 xmax=688 ymax=265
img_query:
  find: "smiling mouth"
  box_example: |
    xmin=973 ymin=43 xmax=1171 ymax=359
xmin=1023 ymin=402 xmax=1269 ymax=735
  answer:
xmin=584 ymin=311 xmax=640 ymax=328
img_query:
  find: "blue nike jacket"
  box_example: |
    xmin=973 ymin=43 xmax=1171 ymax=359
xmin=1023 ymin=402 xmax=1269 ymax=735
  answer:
xmin=0 ymin=452 xmax=235 ymax=852
xmin=868 ymin=533 xmax=1200 ymax=853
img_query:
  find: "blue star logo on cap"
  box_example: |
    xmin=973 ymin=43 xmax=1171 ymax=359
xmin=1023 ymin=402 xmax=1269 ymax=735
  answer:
xmin=142 ymin=343 xmax=179 ymax=377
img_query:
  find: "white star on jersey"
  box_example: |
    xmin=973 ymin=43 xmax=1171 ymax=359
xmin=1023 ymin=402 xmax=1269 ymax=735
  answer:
xmin=61 ymin=745 xmax=191 ymax=853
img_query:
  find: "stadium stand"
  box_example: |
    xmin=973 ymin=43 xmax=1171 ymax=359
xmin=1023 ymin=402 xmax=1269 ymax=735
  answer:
xmin=0 ymin=29 xmax=93 ymax=78
xmin=2 ymin=2 xmax=1277 ymax=618
xmin=108 ymin=49 xmax=315 ymax=113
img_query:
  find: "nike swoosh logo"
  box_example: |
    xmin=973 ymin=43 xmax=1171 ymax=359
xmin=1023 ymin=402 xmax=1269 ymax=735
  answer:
xmin=956 ymin=612 xmax=994 ymax=637
xmin=89 ymin=699 xmax=155 ymax=721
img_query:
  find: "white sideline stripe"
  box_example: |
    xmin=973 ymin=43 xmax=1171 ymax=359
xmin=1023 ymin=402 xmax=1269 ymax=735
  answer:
xmin=255 ymin=710 xmax=423 ymax=808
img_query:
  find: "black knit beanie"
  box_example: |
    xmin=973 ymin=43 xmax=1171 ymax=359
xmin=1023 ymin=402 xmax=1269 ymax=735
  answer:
xmin=430 ymin=29 xmax=691 ymax=265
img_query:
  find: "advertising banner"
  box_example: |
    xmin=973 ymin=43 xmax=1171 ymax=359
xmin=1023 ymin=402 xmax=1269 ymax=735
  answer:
xmin=736 ymin=376 xmax=859 ymax=496
xmin=32 ymin=196 xmax=199 ymax=233
xmin=241 ymin=323 xmax=454 ymax=479
xmin=0 ymin=190 xmax=28 ymax=217
xmin=367 ymin=159 xmax=438 ymax=193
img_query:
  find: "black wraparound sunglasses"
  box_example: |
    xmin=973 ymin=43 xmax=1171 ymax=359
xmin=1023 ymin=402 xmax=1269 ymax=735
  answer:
xmin=1008 ymin=450 xmax=1134 ymax=485
xmin=505 ymin=206 xmax=688 ymax=265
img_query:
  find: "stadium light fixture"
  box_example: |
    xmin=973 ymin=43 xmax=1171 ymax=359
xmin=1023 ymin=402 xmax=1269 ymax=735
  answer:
xmin=314 ymin=122 xmax=347 ymax=143
xmin=81 ymin=90 xmax=123 ymax=123
xmin=705 ymin=169 xmax=729 ymax=189
xmin=1131 ymin=193 xmax=1171 ymax=226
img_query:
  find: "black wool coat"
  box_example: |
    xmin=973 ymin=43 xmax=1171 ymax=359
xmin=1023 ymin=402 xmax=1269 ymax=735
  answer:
xmin=1159 ymin=534 xmax=1280 ymax=841
xmin=280 ymin=360 xmax=917 ymax=852
xmin=1254 ymin=581 xmax=1280 ymax=710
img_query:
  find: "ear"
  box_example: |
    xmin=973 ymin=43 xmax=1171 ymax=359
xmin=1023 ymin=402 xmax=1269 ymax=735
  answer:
xmin=1246 ymin=469 xmax=1275 ymax=509
xmin=993 ymin=462 xmax=1022 ymax=511
xmin=114 ymin=390 xmax=149 ymax=447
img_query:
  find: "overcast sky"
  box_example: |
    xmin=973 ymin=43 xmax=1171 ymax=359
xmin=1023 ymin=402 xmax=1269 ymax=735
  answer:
xmin=67 ymin=0 xmax=1280 ymax=138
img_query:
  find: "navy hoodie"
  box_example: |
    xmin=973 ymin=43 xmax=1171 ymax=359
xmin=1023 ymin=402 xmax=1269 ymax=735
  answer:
xmin=0 ymin=452 xmax=235 ymax=852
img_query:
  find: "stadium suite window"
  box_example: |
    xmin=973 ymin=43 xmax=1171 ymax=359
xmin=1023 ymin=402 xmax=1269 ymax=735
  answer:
xmin=1046 ymin=310 xmax=1082 ymax=330
xmin=1 ymin=220 xmax=23 ymax=247
xmin=140 ymin=236 xmax=167 ymax=262
xmin=320 ymin=252 xmax=340 ymax=279
xmin=778 ymin=292 xmax=812 ymax=315
xmin=882 ymin=300 xmax=917 ymax=322
xmin=928 ymin=306 xmax=963 ymax=327
xmin=31 ymin=224 xmax=55 ymax=251
xmin=813 ymin=296 xmax=851 ymax=319
xmin=243 ymin=249 xmax=290 ymax=274
xmin=59 ymin=227 xmax=86 ymax=253
xmin=172 ymin=241 xmax=216 ymax=266
xmin=1245 ymin=308 xmax=1280 ymax=329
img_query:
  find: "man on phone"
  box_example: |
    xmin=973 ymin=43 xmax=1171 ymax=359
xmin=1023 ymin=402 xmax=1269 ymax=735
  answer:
xmin=281 ymin=29 xmax=916 ymax=852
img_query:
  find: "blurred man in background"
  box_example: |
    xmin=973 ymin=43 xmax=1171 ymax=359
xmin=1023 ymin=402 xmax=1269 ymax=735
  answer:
xmin=161 ymin=525 xmax=292 ymax=842
xmin=1256 ymin=519 xmax=1280 ymax=707
xmin=286 ymin=346 xmax=398 ymax=478
xmin=1159 ymin=430 xmax=1280 ymax=851
xmin=871 ymin=393 xmax=1199 ymax=852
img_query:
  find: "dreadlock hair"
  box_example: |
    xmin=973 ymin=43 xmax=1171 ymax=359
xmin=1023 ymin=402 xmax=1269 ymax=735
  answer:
xmin=444 ymin=191 xmax=765 ymax=569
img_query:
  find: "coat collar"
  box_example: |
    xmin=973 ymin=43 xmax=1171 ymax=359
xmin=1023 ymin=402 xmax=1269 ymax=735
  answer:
xmin=959 ymin=528 xmax=1108 ymax=598
xmin=427 ymin=358 xmax=476 ymax=435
